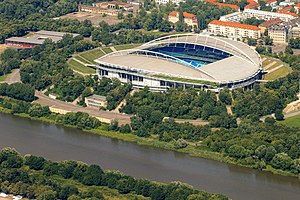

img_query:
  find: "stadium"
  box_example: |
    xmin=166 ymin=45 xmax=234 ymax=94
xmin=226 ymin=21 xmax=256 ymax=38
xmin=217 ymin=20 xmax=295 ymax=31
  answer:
xmin=94 ymin=34 xmax=262 ymax=91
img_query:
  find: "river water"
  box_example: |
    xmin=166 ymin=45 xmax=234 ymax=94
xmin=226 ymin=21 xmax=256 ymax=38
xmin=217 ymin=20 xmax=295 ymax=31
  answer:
xmin=0 ymin=113 xmax=299 ymax=200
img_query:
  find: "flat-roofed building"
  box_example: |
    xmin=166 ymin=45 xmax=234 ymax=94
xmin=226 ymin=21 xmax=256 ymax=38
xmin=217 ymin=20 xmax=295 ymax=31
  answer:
xmin=168 ymin=11 xmax=198 ymax=27
xmin=85 ymin=94 xmax=107 ymax=109
xmin=93 ymin=1 xmax=133 ymax=11
xmin=243 ymin=8 xmax=297 ymax=22
xmin=268 ymin=25 xmax=289 ymax=43
xmin=208 ymin=20 xmax=261 ymax=39
xmin=5 ymin=31 xmax=80 ymax=49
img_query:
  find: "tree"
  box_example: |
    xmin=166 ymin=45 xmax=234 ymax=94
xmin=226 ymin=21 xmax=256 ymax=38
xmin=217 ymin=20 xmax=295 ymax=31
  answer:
xmin=25 ymin=155 xmax=46 ymax=170
xmin=285 ymin=46 xmax=293 ymax=55
xmin=274 ymin=109 xmax=284 ymax=120
xmin=271 ymin=153 xmax=293 ymax=170
xmin=0 ymin=148 xmax=23 ymax=168
xmin=82 ymin=165 xmax=103 ymax=186
xmin=247 ymin=38 xmax=257 ymax=46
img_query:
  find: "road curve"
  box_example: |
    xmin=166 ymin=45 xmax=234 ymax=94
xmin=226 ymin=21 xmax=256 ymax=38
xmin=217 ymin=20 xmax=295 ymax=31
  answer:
xmin=34 ymin=91 xmax=132 ymax=125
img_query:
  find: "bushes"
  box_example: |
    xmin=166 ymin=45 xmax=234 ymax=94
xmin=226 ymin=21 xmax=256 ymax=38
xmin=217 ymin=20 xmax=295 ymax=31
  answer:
xmin=0 ymin=83 xmax=35 ymax=102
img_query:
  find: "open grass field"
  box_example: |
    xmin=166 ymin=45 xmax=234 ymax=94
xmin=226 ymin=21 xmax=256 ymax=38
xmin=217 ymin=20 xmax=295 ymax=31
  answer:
xmin=264 ymin=65 xmax=293 ymax=80
xmin=79 ymin=48 xmax=105 ymax=64
xmin=280 ymin=114 xmax=300 ymax=128
xmin=68 ymin=59 xmax=95 ymax=74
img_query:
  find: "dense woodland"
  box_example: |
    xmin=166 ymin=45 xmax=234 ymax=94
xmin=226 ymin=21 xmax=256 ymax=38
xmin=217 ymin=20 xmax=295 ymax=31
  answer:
xmin=0 ymin=0 xmax=299 ymax=182
xmin=0 ymin=148 xmax=227 ymax=200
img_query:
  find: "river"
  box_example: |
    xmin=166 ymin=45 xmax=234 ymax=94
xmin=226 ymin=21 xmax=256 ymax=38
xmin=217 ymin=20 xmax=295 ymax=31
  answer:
xmin=0 ymin=113 xmax=299 ymax=200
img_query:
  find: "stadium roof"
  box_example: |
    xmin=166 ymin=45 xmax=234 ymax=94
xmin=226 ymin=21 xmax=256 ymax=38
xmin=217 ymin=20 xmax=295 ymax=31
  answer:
xmin=209 ymin=20 xmax=260 ymax=31
xmin=95 ymin=34 xmax=261 ymax=83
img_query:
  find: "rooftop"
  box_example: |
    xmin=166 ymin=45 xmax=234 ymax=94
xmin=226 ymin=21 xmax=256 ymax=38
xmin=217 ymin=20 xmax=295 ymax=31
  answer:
xmin=207 ymin=0 xmax=240 ymax=10
xmin=169 ymin=11 xmax=196 ymax=18
xmin=209 ymin=20 xmax=260 ymax=31
xmin=95 ymin=34 xmax=261 ymax=83
xmin=259 ymin=18 xmax=282 ymax=28
xmin=5 ymin=30 xmax=81 ymax=46
xmin=86 ymin=94 xmax=107 ymax=102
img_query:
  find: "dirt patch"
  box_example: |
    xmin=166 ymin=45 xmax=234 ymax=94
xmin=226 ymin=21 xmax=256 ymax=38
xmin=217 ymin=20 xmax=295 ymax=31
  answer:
xmin=0 ymin=44 xmax=7 ymax=53
xmin=57 ymin=12 xmax=122 ymax=26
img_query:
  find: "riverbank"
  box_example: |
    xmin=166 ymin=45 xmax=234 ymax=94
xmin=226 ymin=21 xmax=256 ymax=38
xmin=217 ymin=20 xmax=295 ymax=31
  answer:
xmin=0 ymin=106 xmax=299 ymax=179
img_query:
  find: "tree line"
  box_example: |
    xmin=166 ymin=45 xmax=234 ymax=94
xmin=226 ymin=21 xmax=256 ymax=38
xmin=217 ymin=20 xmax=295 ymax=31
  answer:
xmin=0 ymin=148 xmax=228 ymax=200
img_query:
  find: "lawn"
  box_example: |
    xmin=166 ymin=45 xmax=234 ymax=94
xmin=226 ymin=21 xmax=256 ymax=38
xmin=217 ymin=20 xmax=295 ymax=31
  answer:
xmin=102 ymin=47 xmax=113 ymax=54
xmin=79 ymin=48 xmax=105 ymax=63
xmin=68 ymin=59 xmax=95 ymax=74
xmin=0 ymin=73 xmax=9 ymax=82
xmin=280 ymin=114 xmax=300 ymax=128
xmin=264 ymin=65 xmax=293 ymax=80
xmin=114 ymin=43 xmax=141 ymax=51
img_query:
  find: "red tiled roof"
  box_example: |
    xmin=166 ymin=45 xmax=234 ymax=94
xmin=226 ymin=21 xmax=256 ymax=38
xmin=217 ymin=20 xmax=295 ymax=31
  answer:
xmin=209 ymin=20 xmax=260 ymax=30
xmin=207 ymin=0 xmax=240 ymax=10
xmin=259 ymin=18 xmax=281 ymax=28
xmin=295 ymin=3 xmax=300 ymax=8
xmin=169 ymin=11 xmax=196 ymax=18
xmin=264 ymin=0 xmax=276 ymax=4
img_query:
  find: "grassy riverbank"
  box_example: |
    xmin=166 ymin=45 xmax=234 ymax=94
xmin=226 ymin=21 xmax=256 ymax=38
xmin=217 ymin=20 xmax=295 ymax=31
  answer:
xmin=0 ymin=106 xmax=299 ymax=179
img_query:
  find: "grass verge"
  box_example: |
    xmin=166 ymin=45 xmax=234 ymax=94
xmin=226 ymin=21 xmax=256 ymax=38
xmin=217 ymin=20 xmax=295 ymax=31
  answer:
xmin=68 ymin=59 xmax=95 ymax=74
xmin=264 ymin=66 xmax=293 ymax=80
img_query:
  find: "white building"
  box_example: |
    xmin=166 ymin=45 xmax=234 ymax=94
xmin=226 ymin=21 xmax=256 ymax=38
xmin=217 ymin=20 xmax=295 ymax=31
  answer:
xmin=220 ymin=9 xmax=298 ymax=23
xmin=208 ymin=20 xmax=261 ymax=39
xmin=155 ymin=0 xmax=185 ymax=5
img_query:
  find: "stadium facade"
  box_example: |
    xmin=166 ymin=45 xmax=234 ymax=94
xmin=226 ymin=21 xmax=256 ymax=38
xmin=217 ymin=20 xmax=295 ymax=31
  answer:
xmin=94 ymin=34 xmax=262 ymax=91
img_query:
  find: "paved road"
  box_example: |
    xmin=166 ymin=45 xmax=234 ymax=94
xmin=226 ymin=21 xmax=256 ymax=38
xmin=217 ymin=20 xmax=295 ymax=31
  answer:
xmin=34 ymin=91 xmax=132 ymax=125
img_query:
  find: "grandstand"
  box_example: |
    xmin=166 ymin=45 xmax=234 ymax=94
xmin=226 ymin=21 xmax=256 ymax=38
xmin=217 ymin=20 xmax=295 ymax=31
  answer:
xmin=94 ymin=34 xmax=262 ymax=91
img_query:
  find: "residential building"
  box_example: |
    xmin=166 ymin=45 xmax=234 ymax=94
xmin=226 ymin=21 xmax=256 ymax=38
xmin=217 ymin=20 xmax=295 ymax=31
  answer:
xmin=258 ymin=18 xmax=282 ymax=34
xmin=85 ymin=94 xmax=107 ymax=109
xmin=168 ymin=11 xmax=198 ymax=27
xmin=268 ymin=25 xmax=289 ymax=43
xmin=155 ymin=0 xmax=185 ymax=5
xmin=243 ymin=9 xmax=297 ymax=22
xmin=291 ymin=26 xmax=300 ymax=38
xmin=221 ymin=9 xmax=298 ymax=23
xmin=264 ymin=0 xmax=277 ymax=7
xmin=208 ymin=20 xmax=261 ymax=39
xmin=206 ymin=0 xmax=240 ymax=11
xmin=295 ymin=3 xmax=300 ymax=14
xmin=5 ymin=30 xmax=80 ymax=49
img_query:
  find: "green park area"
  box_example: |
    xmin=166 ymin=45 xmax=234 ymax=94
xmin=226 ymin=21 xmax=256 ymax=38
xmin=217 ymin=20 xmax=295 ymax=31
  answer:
xmin=280 ymin=114 xmax=300 ymax=128
xmin=68 ymin=59 xmax=95 ymax=74
xmin=262 ymin=56 xmax=292 ymax=80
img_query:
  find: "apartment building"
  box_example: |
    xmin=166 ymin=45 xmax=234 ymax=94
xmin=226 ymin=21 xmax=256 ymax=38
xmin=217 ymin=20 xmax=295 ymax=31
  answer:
xmin=259 ymin=18 xmax=282 ymax=34
xmin=208 ymin=20 xmax=261 ymax=39
xmin=168 ymin=11 xmax=198 ymax=27
xmin=221 ymin=9 xmax=297 ymax=23
xmin=268 ymin=25 xmax=289 ymax=43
